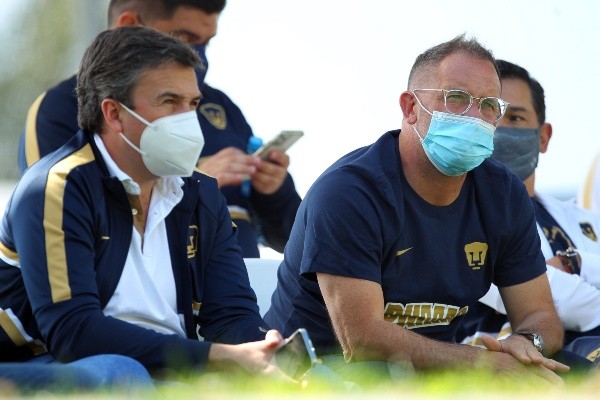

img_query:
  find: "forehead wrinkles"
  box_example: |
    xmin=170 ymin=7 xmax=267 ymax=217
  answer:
xmin=445 ymin=57 xmax=499 ymax=96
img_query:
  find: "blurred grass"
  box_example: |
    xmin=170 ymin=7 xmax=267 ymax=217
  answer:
xmin=2 ymin=366 xmax=599 ymax=399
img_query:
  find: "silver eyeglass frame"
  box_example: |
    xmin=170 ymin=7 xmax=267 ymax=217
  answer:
xmin=412 ymin=88 xmax=509 ymax=122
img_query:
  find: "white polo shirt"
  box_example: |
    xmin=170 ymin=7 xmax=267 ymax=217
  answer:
xmin=94 ymin=134 xmax=186 ymax=337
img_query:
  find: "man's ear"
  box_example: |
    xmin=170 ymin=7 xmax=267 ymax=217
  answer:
xmin=115 ymin=10 xmax=142 ymax=27
xmin=400 ymin=91 xmax=418 ymax=124
xmin=101 ymin=99 xmax=125 ymax=134
xmin=539 ymin=122 xmax=553 ymax=153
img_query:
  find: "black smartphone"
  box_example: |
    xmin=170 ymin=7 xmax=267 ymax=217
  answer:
xmin=253 ymin=130 xmax=304 ymax=160
xmin=274 ymin=328 xmax=318 ymax=380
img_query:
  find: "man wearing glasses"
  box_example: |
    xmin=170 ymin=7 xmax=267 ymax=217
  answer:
xmin=265 ymin=35 xmax=569 ymax=384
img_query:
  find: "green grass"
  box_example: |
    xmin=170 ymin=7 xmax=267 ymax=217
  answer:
xmin=2 ymin=367 xmax=599 ymax=399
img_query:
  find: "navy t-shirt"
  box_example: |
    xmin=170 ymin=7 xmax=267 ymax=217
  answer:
xmin=265 ymin=130 xmax=546 ymax=354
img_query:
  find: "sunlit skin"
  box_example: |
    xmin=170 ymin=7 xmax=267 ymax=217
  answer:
xmin=115 ymin=6 xmax=291 ymax=192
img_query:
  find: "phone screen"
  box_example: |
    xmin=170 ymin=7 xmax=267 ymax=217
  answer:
xmin=274 ymin=328 xmax=317 ymax=380
xmin=253 ymin=130 xmax=304 ymax=160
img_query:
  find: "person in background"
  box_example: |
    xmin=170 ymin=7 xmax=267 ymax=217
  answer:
xmin=456 ymin=59 xmax=600 ymax=364
xmin=265 ymin=35 xmax=569 ymax=385
xmin=1 ymin=25 xmax=283 ymax=385
xmin=18 ymin=0 xmax=301 ymax=258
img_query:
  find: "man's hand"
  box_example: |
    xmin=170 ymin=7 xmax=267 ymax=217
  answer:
xmin=251 ymin=149 xmax=290 ymax=195
xmin=480 ymin=334 xmax=569 ymax=384
xmin=197 ymin=147 xmax=260 ymax=188
xmin=208 ymin=329 xmax=285 ymax=376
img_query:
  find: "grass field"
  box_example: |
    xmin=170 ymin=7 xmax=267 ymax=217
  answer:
xmin=2 ymin=366 xmax=599 ymax=399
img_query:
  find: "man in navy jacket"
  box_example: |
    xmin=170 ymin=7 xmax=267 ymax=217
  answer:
xmin=18 ymin=0 xmax=301 ymax=258
xmin=0 ymin=25 xmax=282 ymax=380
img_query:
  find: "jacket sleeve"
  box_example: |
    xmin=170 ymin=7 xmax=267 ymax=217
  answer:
xmin=196 ymin=180 xmax=270 ymax=343
xmin=250 ymin=174 xmax=302 ymax=252
xmin=545 ymin=266 xmax=600 ymax=331
xmin=481 ymin=266 xmax=600 ymax=332
xmin=19 ymin=78 xmax=80 ymax=173
xmin=580 ymin=251 xmax=600 ymax=287
xmin=13 ymin=168 xmax=211 ymax=372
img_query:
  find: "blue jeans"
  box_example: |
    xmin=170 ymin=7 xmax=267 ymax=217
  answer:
xmin=0 ymin=354 xmax=154 ymax=393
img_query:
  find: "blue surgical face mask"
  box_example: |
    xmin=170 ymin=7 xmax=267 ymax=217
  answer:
xmin=191 ymin=43 xmax=209 ymax=86
xmin=492 ymin=126 xmax=539 ymax=180
xmin=412 ymin=111 xmax=496 ymax=176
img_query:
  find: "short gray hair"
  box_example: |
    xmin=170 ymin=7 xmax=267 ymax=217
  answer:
xmin=77 ymin=25 xmax=201 ymax=133
xmin=407 ymin=34 xmax=499 ymax=89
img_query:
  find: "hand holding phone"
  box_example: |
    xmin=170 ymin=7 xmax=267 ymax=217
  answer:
xmin=253 ymin=130 xmax=304 ymax=160
xmin=274 ymin=328 xmax=318 ymax=380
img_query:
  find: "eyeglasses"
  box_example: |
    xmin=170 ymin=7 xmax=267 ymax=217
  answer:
xmin=412 ymin=89 xmax=508 ymax=122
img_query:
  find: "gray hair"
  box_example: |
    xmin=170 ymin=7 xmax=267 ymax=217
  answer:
xmin=407 ymin=34 xmax=499 ymax=89
xmin=77 ymin=25 xmax=201 ymax=133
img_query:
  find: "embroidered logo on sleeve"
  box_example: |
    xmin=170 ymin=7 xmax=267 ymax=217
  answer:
xmin=199 ymin=103 xmax=227 ymax=130
xmin=580 ymin=222 xmax=598 ymax=242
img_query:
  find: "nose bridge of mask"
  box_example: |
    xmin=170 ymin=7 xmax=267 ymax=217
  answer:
xmin=432 ymin=111 xmax=495 ymax=134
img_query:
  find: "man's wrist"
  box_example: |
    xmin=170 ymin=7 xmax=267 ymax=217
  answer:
xmin=207 ymin=343 xmax=240 ymax=371
xmin=511 ymin=331 xmax=546 ymax=356
xmin=555 ymin=247 xmax=581 ymax=274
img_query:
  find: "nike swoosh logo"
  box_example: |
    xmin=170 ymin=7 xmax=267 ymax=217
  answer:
xmin=396 ymin=247 xmax=413 ymax=256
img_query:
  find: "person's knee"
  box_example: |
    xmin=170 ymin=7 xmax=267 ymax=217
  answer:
xmin=68 ymin=354 xmax=153 ymax=388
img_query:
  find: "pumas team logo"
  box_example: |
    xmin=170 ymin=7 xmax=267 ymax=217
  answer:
xmin=384 ymin=302 xmax=469 ymax=329
xmin=188 ymin=225 xmax=198 ymax=258
xmin=464 ymin=242 xmax=488 ymax=270
xmin=580 ymin=222 xmax=598 ymax=242
xmin=199 ymin=103 xmax=227 ymax=130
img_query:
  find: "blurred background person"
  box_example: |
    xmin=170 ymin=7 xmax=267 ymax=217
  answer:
xmin=458 ymin=60 xmax=600 ymax=353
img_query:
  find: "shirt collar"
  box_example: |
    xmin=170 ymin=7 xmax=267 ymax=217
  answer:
xmin=93 ymin=133 xmax=184 ymax=196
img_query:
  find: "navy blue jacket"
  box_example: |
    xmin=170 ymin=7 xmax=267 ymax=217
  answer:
xmin=19 ymin=76 xmax=301 ymax=257
xmin=2 ymin=130 xmax=267 ymax=370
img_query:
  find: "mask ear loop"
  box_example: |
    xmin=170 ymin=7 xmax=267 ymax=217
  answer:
xmin=118 ymin=102 xmax=150 ymax=156
xmin=119 ymin=132 xmax=147 ymax=156
xmin=120 ymin=102 xmax=152 ymax=126
xmin=410 ymin=91 xmax=432 ymax=142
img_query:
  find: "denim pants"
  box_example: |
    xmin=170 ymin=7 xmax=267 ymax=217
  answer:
xmin=0 ymin=354 xmax=154 ymax=393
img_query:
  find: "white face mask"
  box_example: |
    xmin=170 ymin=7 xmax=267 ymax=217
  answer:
xmin=119 ymin=103 xmax=204 ymax=177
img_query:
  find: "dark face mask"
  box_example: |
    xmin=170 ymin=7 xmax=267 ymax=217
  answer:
xmin=191 ymin=43 xmax=209 ymax=87
xmin=492 ymin=126 xmax=540 ymax=180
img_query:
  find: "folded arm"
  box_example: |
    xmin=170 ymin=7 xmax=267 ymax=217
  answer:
xmin=316 ymin=272 xmax=563 ymax=383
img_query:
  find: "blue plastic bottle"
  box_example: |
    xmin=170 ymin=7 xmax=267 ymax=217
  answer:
xmin=241 ymin=135 xmax=263 ymax=197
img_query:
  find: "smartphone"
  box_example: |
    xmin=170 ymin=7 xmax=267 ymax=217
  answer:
xmin=274 ymin=328 xmax=318 ymax=380
xmin=253 ymin=130 xmax=304 ymax=160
